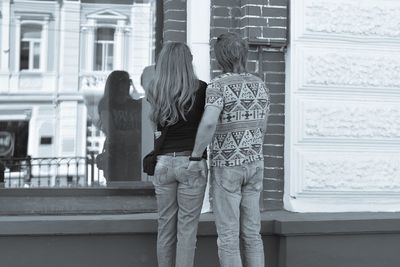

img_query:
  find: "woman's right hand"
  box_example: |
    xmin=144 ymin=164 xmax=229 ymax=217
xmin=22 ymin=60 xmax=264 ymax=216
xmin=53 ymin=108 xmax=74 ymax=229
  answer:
xmin=154 ymin=131 xmax=162 ymax=139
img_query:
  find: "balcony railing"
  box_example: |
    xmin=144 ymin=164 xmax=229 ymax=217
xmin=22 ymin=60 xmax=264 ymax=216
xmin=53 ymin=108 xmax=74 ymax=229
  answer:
xmin=0 ymin=154 xmax=105 ymax=188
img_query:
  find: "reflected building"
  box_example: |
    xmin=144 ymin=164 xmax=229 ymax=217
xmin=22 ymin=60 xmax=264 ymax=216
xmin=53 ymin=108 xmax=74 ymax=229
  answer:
xmin=0 ymin=0 xmax=156 ymax=186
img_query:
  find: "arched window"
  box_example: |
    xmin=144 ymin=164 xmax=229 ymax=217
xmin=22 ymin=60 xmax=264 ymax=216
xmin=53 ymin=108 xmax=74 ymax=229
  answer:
xmin=94 ymin=27 xmax=115 ymax=71
xmin=20 ymin=24 xmax=42 ymax=71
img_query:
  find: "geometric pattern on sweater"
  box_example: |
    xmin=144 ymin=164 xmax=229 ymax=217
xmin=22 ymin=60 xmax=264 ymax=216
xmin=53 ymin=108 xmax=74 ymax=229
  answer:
xmin=205 ymin=72 xmax=270 ymax=167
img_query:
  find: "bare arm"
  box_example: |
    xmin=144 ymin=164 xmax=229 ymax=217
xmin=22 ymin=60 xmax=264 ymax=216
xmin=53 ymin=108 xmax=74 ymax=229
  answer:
xmin=188 ymin=80 xmax=223 ymax=170
xmin=191 ymin=106 xmax=221 ymax=157
xmin=187 ymin=106 xmax=220 ymax=172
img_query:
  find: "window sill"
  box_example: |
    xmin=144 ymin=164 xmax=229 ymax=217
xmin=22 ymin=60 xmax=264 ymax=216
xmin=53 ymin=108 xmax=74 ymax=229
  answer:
xmin=18 ymin=70 xmax=43 ymax=75
xmin=0 ymin=181 xmax=156 ymax=215
xmin=1 ymin=211 xmax=400 ymax=237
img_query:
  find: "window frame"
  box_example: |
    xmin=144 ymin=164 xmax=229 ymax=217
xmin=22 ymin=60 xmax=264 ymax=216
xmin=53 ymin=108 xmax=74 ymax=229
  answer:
xmin=0 ymin=0 xmax=164 ymax=215
xmin=14 ymin=13 xmax=50 ymax=73
xmin=20 ymin=24 xmax=42 ymax=71
xmin=94 ymin=27 xmax=115 ymax=71
xmin=83 ymin=10 xmax=129 ymax=72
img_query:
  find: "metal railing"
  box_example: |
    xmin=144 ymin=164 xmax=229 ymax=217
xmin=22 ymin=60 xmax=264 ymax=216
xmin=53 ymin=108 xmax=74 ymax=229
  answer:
xmin=0 ymin=154 xmax=106 ymax=188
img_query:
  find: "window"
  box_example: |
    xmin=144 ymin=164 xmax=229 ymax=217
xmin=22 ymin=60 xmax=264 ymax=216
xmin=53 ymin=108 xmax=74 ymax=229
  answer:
xmin=20 ymin=24 xmax=42 ymax=71
xmin=2 ymin=0 xmax=161 ymax=194
xmin=94 ymin=27 xmax=115 ymax=71
xmin=0 ymin=0 xmax=167 ymax=215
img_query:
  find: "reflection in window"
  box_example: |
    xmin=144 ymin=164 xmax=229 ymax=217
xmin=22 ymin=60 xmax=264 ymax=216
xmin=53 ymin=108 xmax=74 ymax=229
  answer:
xmin=20 ymin=24 xmax=42 ymax=71
xmin=86 ymin=120 xmax=105 ymax=156
xmin=2 ymin=0 xmax=159 ymax=189
xmin=95 ymin=28 xmax=115 ymax=71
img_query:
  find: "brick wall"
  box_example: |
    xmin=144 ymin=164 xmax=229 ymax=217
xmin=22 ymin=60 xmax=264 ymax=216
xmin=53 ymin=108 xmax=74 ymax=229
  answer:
xmin=211 ymin=0 xmax=288 ymax=210
xmin=163 ymin=0 xmax=187 ymax=42
xmin=161 ymin=0 xmax=288 ymax=210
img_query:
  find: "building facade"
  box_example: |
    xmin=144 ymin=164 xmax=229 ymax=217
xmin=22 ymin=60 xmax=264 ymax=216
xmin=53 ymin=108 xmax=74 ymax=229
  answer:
xmin=0 ymin=0 xmax=155 ymax=186
xmin=1 ymin=0 xmax=400 ymax=266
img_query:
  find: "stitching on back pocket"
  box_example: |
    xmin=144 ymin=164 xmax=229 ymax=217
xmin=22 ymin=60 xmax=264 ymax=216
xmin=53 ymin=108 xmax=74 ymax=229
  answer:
xmin=214 ymin=168 xmax=241 ymax=193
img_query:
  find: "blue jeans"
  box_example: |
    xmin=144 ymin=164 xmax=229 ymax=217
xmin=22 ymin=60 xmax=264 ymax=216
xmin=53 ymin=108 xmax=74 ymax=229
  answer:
xmin=153 ymin=155 xmax=207 ymax=267
xmin=211 ymin=160 xmax=265 ymax=267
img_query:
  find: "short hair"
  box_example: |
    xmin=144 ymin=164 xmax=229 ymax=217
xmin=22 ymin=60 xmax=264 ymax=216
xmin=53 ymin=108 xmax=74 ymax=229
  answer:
xmin=214 ymin=32 xmax=248 ymax=73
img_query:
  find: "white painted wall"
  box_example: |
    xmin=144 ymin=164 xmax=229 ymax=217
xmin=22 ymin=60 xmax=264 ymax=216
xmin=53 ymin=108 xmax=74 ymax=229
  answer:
xmin=130 ymin=3 xmax=153 ymax=86
xmin=285 ymin=0 xmax=400 ymax=212
xmin=0 ymin=0 xmax=11 ymax=91
xmin=187 ymin=0 xmax=211 ymax=83
xmin=187 ymin=0 xmax=211 ymax=212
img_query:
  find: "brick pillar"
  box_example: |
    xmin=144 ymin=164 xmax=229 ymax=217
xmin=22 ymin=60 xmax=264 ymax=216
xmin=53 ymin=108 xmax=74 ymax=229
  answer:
xmin=241 ymin=0 xmax=287 ymax=44
xmin=210 ymin=0 xmax=288 ymax=210
xmin=163 ymin=0 xmax=187 ymax=42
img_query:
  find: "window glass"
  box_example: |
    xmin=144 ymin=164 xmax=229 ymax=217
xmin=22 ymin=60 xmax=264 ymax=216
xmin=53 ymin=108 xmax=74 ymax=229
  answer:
xmin=94 ymin=28 xmax=115 ymax=71
xmin=95 ymin=43 xmax=103 ymax=71
xmin=33 ymin=42 xmax=40 ymax=69
xmin=20 ymin=24 xmax=42 ymax=71
xmin=96 ymin=27 xmax=114 ymax=41
xmin=1 ymin=0 xmax=160 ymax=189
xmin=20 ymin=42 xmax=30 ymax=70
xmin=106 ymin=44 xmax=113 ymax=71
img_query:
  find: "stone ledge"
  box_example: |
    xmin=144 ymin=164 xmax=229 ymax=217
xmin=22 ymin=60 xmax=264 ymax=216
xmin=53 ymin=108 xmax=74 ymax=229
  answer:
xmin=0 ymin=184 xmax=157 ymax=215
xmin=2 ymin=211 xmax=400 ymax=237
xmin=269 ymin=211 xmax=400 ymax=236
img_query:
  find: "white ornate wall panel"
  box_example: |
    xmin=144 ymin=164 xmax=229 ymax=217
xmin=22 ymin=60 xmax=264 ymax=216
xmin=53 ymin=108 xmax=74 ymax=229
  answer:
xmin=296 ymin=97 xmax=400 ymax=143
xmin=295 ymin=46 xmax=400 ymax=93
xmin=293 ymin=0 xmax=400 ymax=43
xmin=292 ymin=148 xmax=400 ymax=193
xmin=285 ymin=0 xmax=400 ymax=212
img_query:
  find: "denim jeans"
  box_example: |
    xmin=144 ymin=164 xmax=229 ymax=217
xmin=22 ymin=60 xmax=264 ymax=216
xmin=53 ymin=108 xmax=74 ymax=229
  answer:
xmin=153 ymin=155 xmax=207 ymax=267
xmin=211 ymin=160 xmax=265 ymax=267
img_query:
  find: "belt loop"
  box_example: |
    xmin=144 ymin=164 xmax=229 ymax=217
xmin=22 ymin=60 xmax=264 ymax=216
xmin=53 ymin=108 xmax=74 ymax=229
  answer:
xmin=173 ymin=152 xmax=176 ymax=157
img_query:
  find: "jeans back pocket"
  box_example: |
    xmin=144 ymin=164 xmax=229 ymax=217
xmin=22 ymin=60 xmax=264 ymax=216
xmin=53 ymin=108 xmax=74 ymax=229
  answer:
xmin=213 ymin=167 xmax=242 ymax=193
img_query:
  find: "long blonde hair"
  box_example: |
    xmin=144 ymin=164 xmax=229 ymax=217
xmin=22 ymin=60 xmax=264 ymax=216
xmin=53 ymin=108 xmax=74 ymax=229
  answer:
xmin=147 ymin=42 xmax=199 ymax=127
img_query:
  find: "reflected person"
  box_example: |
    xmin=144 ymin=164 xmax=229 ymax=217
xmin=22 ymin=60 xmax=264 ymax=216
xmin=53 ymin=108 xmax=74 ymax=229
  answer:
xmin=98 ymin=70 xmax=141 ymax=182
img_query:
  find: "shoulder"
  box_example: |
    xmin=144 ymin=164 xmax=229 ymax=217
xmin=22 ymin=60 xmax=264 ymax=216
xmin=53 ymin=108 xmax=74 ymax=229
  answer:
xmin=207 ymin=75 xmax=228 ymax=91
xmin=190 ymin=80 xmax=206 ymax=99
xmin=141 ymin=65 xmax=156 ymax=90
xmin=209 ymin=73 xmax=248 ymax=88
xmin=98 ymin=98 xmax=108 ymax=112
xmin=243 ymin=73 xmax=265 ymax=84
xmin=198 ymin=79 xmax=207 ymax=88
xmin=209 ymin=73 xmax=231 ymax=84
xmin=197 ymin=80 xmax=207 ymax=92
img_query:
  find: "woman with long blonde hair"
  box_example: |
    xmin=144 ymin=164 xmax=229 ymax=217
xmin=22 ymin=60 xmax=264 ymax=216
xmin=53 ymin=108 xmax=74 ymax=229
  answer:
xmin=147 ymin=42 xmax=208 ymax=267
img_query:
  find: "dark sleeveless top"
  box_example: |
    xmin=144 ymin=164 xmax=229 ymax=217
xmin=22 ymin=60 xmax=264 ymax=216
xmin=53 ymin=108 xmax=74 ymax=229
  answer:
xmin=98 ymin=97 xmax=141 ymax=181
xmin=158 ymin=80 xmax=207 ymax=157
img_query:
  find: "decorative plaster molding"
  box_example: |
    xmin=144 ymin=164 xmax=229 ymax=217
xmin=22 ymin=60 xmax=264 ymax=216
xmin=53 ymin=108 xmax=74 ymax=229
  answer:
xmin=304 ymin=51 xmax=400 ymax=89
xmin=302 ymin=101 xmax=400 ymax=140
xmin=14 ymin=11 xmax=52 ymax=22
xmin=80 ymin=73 xmax=108 ymax=91
xmin=0 ymin=108 xmax=32 ymax=121
xmin=87 ymin=9 xmax=127 ymax=21
xmin=304 ymin=0 xmax=400 ymax=39
xmin=302 ymin=152 xmax=400 ymax=192
xmin=286 ymin=0 xmax=400 ymax=212
xmin=19 ymin=75 xmax=42 ymax=89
